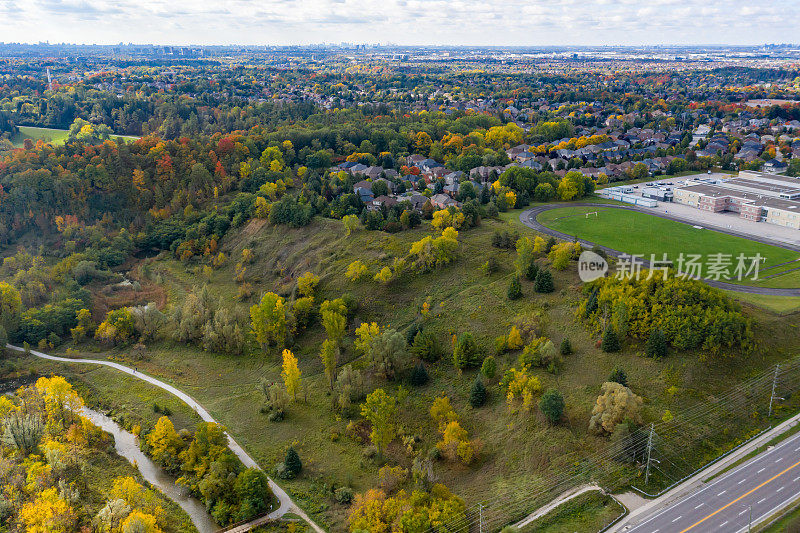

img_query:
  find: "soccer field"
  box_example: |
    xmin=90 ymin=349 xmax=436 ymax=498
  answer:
xmin=537 ymin=206 xmax=800 ymax=285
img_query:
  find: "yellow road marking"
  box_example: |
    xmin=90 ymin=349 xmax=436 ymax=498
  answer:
xmin=678 ymin=459 xmax=800 ymax=533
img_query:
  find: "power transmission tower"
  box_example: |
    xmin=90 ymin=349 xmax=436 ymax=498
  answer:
xmin=644 ymin=423 xmax=655 ymax=485
xmin=769 ymin=364 xmax=781 ymax=418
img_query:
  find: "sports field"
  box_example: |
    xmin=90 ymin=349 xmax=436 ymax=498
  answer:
xmin=537 ymin=206 xmax=800 ymax=286
xmin=9 ymin=126 xmax=140 ymax=148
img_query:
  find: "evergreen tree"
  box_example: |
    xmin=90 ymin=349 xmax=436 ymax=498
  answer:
xmin=539 ymin=389 xmax=565 ymax=425
xmin=534 ymin=269 xmax=554 ymax=293
xmin=525 ymin=259 xmax=539 ymax=282
xmin=645 ymin=329 xmax=668 ymax=358
xmin=507 ymin=276 xmax=523 ymax=300
xmin=470 ymin=379 xmax=487 ymax=408
xmin=586 ymin=290 xmax=599 ymax=315
xmin=601 ymin=325 xmax=621 ymax=353
xmin=409 ymin=363 xmax=429 ymax=386
xmin=608 ymin=366 xmax=628 ymax=387
xmin=559 ymin=338 xmax=572 ymax=355
xmin=284 ymin=446 xmax=302 ymax=478
xmin=480 ymin=356 xmax=497 ymax=379
xmin=545 ymin=236 xmax=557 ymax=253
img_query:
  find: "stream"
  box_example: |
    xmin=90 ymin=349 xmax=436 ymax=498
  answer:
xmin=79 ymin=407 xmax=219 ymax=533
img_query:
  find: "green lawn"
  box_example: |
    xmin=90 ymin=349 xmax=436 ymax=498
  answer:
xmin=10 ymin=126 xmax=70 ymax=147
xmin=517 ymin=491 xmax=625 ymax=533
xmin=537 ymin=206 xmax=800 ymax=286
xmin=10 ymin=126 xmax=140 ymax=148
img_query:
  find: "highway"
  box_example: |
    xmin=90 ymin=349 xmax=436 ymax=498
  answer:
xmin=624 ymin=430 xmax=800 ymax=532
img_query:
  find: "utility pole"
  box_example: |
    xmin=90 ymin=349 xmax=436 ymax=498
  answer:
xmin=769 ymin=364 xmax=781 ymax=418
xmin=478 ymin=503 xmax=483 ymax=533
xmin=645 ymin=423 xmax=655 ymax=485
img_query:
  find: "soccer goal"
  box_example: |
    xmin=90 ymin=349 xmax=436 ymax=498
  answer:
xmin=585 ymin=211 xmax=598 ymax=218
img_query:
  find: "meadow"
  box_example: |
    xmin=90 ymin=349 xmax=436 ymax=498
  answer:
xmin=15 ymin=208 xmax=797 ymax=531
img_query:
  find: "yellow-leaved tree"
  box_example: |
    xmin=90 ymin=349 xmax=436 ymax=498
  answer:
xmin=281 ymin=349 xmax=302 ymax=402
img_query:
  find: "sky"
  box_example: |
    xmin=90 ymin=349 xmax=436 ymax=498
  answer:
xmin=1 ymin=0 xmax=799 ymax=46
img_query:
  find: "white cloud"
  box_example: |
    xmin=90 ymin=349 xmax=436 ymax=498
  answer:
xmin=0 ymin=0 xmax=797 ymax=45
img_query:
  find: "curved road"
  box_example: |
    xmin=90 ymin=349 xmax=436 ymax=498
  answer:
xmin=521 ymin=203 xmax=800 ymax=296
xmin=6 ymin=343 xmax=324 ymax=533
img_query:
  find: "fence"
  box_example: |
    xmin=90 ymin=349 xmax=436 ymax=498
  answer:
xmin=431 ymin=357 xmax=800 ymax=532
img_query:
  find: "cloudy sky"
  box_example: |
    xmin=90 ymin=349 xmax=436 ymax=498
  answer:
xmin=1 ymin=0 xmax=798 ymax=46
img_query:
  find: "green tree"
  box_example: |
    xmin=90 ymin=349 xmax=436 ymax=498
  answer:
xmin=411 ymin=330 xmax=441 ymax=362
xmin=601 ymin=325 xmax=621 ymax=353
xmin=588 ymin=382 xmax=643 ymax=435
xmin=533 ymin=269 xmax=554 ymax=293
xmin=507 ymin=276 xmax=522 ymax=300
xmin=481 ymin=356 xmax=497 ymax=379
xmin=539 ymin=389 xmax=565 ymax=425
xmin=250 ymin=292 xmax=288 ymax=350
xmin=361 ymin=389 xmax=397 ymax=454
xmin=319 ymin=339 xmax=339 ymax=390
xmin=0 ymin=282 xmax=22 ymax=333
xmin=645 ymin=329 xmax=668 ymax=358
xmin=469 ymin=379 xmax=487 ymax=408
xmin=284 ymin=447 xmax=302 ymax=478
xmin=453 ymin=332 xmax=481 ymax=369
xmin=559 ymin=338 xmax=572 ymax=355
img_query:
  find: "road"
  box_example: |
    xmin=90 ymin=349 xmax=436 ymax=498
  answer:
xmin=624 ymin=430 xmax=800 ymax=532
xmin=5 ymin=343 xmax=325 ymax=533
xmin=520 ymin=203 xmax=800 ymax=296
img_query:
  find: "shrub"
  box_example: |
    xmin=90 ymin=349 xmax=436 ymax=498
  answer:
xmin=539 ymin=389 xmax=565 ymax=425
xmin=608 ymin=367 xmax=628 ymax=386
xmin=334 ymin=487 xmax=354 ymax=504
xmin=480 ymin=356 xmax=497 ymax=379
xmin=470 ymin=379 xmax=487 ymax=408
xmin=409 ymin=363 xmax=429 ymax=386
xmin=559 ymin=338 xmax=572 ymax=355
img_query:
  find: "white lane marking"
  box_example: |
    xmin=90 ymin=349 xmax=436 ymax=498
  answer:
xmin=719 ymin=521 xmax=728 ymax=528
xmin=794 ymin=476 xmax=800 ymax=482
xmin=718 ymin=490 xmax=727 ymax=496
xmin=739 ymin=509 xmax=748 ymax=515
xmin=778 ymin=486 xmax=785 ymax=492
xmin=695 ymin=503 xmax=704 ymax=509
xmin=758 ymin=498 xmax=767 ymax=504
xmin=672 ymin=516 xmax=682 ymax=523
xmin=795 ymin=446 xmax=800 ymax=451
xmin=757 ymin=468 xmax=766 ymax=473
xmin=738 ymin=478 xmax=747 ymax=484
xmin=776 ymin=457 xmax=784 ymax=463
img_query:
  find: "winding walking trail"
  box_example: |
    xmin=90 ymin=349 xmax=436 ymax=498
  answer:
xmin=521 ymin=203 xmax=800 ymax=296
xmin=6 ymin=343 xmax=325 ymax=533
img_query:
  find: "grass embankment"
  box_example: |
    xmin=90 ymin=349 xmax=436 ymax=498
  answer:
xmin=22 ymin=209 xmax=800 ymax=531
xmin=517 ymin=491 xmax=625 ymax=533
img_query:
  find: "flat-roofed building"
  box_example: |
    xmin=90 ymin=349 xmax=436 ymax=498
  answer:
xmin=673 ymin=171 xmax=800 ymax=229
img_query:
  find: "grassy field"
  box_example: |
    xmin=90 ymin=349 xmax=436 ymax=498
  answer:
xmin=10 ymin=126 xmax=70 ymax=147
xmin=9 ymin=125 xmax=140 ymax=147
xmin=537 ymin=206 xmax=800 ymax=286
xmin=18 ymin=209 xmax=800 ymax=531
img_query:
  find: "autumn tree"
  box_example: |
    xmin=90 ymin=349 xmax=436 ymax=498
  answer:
xmin=281 ymin=349 xmax=302 ymax=402
xmin=361 ymin=389 xmax=397 ymax=454
xmin=319 ymin=339 xmax=339 ymax=390
xmin=588 ymin=382 xmax=643 ymax=436
xmin=250 ymin=292 xmax=288 ymax=351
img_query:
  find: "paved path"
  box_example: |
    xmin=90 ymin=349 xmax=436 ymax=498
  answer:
xmin=623 ymin=429 xmax=800 ymax=533
xmin=520 ymin=203 xmax=800 ymax=296
xmin=513 ymin=484 xmax=608 ymax=529
xmin=6 ymin=344 xmax=325 ymax=533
